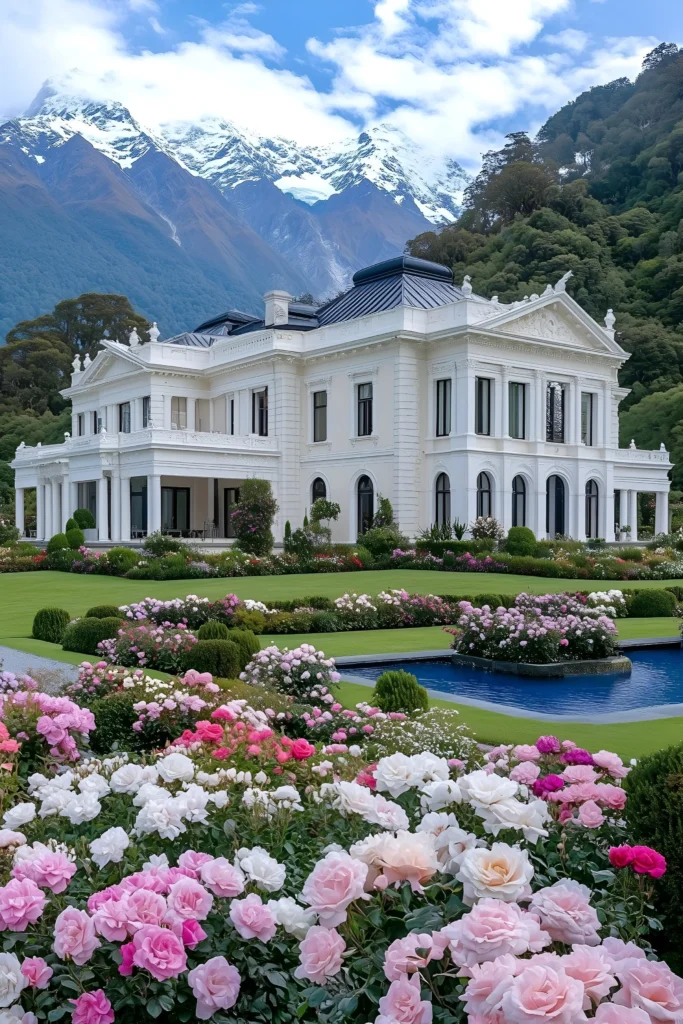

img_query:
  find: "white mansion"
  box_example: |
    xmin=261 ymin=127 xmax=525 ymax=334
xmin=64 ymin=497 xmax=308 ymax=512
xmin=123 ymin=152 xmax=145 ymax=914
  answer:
xmin=12 ymin=256 xmax=672 ymax=545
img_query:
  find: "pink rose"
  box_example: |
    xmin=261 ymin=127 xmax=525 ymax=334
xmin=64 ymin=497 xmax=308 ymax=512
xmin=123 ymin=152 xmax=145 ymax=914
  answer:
xmin=200 ymin=857 xmax=245 ymax=898
xmin=501 ymin=963 xmax=585 ymax=1024
xmin=442 ymin=899 xmax=549 ymax=974
xmin=92 ymin=897 xmax=131 ymax=942
xmin=87 ymin=885 xmax=124 ymax=914
xmin=609 ymin=846 xmax=635 ymax=870
xmin=118 ymin=942 xmax=135 ymax=976
xmin=21 ymin=957 xmax=53 ymax=989
xmin=376 ymin=975 xmax=432 ymax=1024
xmin=14 ymin=850 xmax=76 ymax=894
xmin=614 ymin=959 xmax=683 ymax=1022
xmin=592 ymin=750 xmax=629 ymax=778
xmin=70 ymin=990 xmax=114 ymax=1024
xmin=176 ymin=918 xmax=207 ymax=948
xmin=53 ymin=907 xmax=101 ymax=965
xmin=290 ymin=738 xmax=316 ymax=760
xmin=229 ymin=893 xmax=277 ymax=943
xmin=131 ymin=924 xmax=187 ymax=980
xmin=166 ymin=878 xmax=213 ymax=922
xmin=536 ymin=735 xmax=561 ymax=754
xmin=126 ymin=888 xmax=166 ymax=931
xmin=631 ymin=846 xmax=667 ymax=879
xmin=578 ymin=800 xmax=605 ymax=828
xmin=301 ymin=851 xmax=369 ymax=928
xmin=0 ymin=877 xmax=46 ymax=931
xmin=512 ymin=745 xmax=541 ymax=762
xmin=188 ymin=955 xmax=241 ymax=1020
xmin=178 ymin=851 xmax=214 ymax=876
xmin=510 ymin=763 xmax=541 ymax=785
xmin=558 ymin=782 xmax=602 ymax=805
xmin=595 ymin=784 xmax=627 ymax=811
xmin=461 ymin=955 xmax=521 ymax=1018
xmin=528 ymin=881 xmax=601 ymax=946
xmin=384 ymin=932 xmax=447 ymax=982
xmin=562 ymin=765 xmax=599 ymax=785
xmin=0 ymin=830 xmax=26 ymax=849
xmin=562 ymin=944 xmax=617 ymax=1003
xmin=295 ymin=926 xmax=346 ymax=984
xmin=601 ymin=937 xmax=648 ymax=965
xmin=594 ymin=1004 xmax=652 ymax=1022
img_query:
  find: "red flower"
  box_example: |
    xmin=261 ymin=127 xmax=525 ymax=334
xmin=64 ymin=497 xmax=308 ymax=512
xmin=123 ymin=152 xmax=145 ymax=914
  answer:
xmin=631 ymin=845 xmax=667 ymax=879
xmin=608 ymin=845 xmax=635 ymax=869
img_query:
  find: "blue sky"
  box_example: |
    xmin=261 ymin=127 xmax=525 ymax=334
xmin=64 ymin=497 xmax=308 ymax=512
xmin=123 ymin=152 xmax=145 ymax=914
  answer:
xmin=3 ymin=0 xmax=682 ymax=169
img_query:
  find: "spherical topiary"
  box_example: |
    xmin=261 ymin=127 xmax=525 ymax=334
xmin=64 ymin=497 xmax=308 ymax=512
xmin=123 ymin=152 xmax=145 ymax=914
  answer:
xmin=62 ymin=617 xmax=123 ymax=655
xmin=227 ymin=629 xmax=260 ymax=669
xmin=106 ymin=547 xmax=141 ymax=574
xmin=32 ymin=607 xmax=71 ymax=644
xmin=372 ymin=670 xmax=429 ymax=714
xmin=197 ymin=621 xmax=231 ymax=640
xmin=66 ymin=527 xmax=85 ymax=549
xmin=73 ymin=508 xmax=96 ymax=530
xmin=629 ymin=588 xmax=678 ymax=617
xmin=183 ymin=639 xmax=241 ymax=679
xmin=505 ymin=526 xmax=537 ymax=557
xmin=65 ymin=517 xmax=78 ymax=532
xmin=86 ymin=605 xmax=123 ymax=619
xmin=473 ymin=593 xmax=507 ymax=610
xmin=46 ymin=533 xmax=69 ymax=553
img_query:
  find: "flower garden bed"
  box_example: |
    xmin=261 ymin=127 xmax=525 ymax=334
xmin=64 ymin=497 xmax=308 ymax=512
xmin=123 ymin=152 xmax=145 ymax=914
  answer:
xmin=450 ymin=652 xmax=633 ymax=678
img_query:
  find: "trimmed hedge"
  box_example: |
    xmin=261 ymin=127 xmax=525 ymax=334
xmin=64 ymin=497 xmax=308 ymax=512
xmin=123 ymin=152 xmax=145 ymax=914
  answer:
xmin=373 ymin=670 xmax=429 ymax=714
xmin=32 ymin=607 xmax=71 ymax=644
xmin=227 ymin=629 xmax=260 ymax=669
xmin=415 ymin=538 xmax=495 ymax=557
xmin=65 ymin=518 xmax=78 ymax=532
xmin=62 ymin=616 xmax=123 ymax=655
xmin=505 ymin=526 xmax=537 ymax=557
xmin=107 ymin=547 xmax=142 ymax=573
xmin=73 ymin=508 xmax=96 ymax=529
xmin=183 ymin=639 xmax=241 ymax=679
xmin=46 ymin=533 xmax=69 ymax=553
xmin=628 ymin=588 xmax=678 ymax=617
xmin=197 ymin=621 xmax=231 ymax=640
xmin=66 ymin=527 xmax=85 ymax=549
xmin=86 ymin=605 xmax=123 ymax=619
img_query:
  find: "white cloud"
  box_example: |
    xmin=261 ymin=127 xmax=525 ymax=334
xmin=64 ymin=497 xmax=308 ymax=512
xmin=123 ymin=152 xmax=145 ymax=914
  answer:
xmin=544 ymin=28 xmax=590 ymax=53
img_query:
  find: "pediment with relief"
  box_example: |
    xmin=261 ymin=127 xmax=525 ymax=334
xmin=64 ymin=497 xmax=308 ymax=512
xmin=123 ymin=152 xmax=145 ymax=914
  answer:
xmin=494 ymin=307 xmax=599 ymax=349
xmin=77 ymin=350 xmax=142 ymax=387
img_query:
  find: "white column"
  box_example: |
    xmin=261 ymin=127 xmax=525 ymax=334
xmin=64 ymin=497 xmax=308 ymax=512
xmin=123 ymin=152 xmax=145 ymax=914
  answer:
xmin=207 ymin=478 xmax=214 ymax=526
xmin=187 ymin=398 xmax=197 ymax=432
xmin=15 ymin=488 xmax=24 ymax=536
xmin=655 ymin=491 xmax=669 ymax=535
xmin=61 ymin=478 xmax=70 ymax=531
xmin=575 ymin=484 xmax=586 ymax=541
xmin=36 ymin=485 xmax=45 ymax=541
xmin=629 ymin=490 xmax=639 ymax=541
xmin=53 ymin=481 xmax=61 ymax=537
xmin=618 ymin=489 xmax=628 ymax=536
xmin=44 ymin=481 xmax=53 ymax=538
xmin=69 ymin=481 xmax=78 ymax=519
xmin=209 ymin=401 xmax=215 ymax=433
xmin=603 ymin=384 xmax=612 ymax=448
xmin=148 ymin=475 xmax=161 ymax=534
xmin=533 ymin=371 xmax=545 ymax=441
xmin=534 ymin=480 xmax=546 ymax=540
xmin=98 ymin=476 xmax=109 ymax=541
xmin=455 ymin=361 xmax=474 ymax=436
xmin=107 ymin=404 xmax=117 ymax=433
xmin=120 ymin=477 xmax=131 ymax=542
xmin=574 ymin=384 xmax=583 ymax=445
xmin=110 ymin=472 xmax=121 ymax=542
xmin=603 ymin=469 xmax=615 ymax=543
xmin=500 ymin=369 xmax=509 ymax=438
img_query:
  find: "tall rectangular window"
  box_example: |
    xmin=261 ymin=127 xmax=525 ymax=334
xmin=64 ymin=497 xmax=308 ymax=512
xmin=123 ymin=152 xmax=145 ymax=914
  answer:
xmin=118 ymin=402 xmax=131 ymax=433
xmin=357 ymin=382 xmax=373 ymax=436
xmin=252 ymin=388 xmax=268 ymax=436
xmin=475 ymin=377 xmax=491 ymax=435
xmin=546 ymin=382 xmax=565 ymax=442
xmin=142 ymin=396 xmax=151 ymax=428
xmin=581 ymin=392 xmax=595 ymax=446
xmin=313 ymin=390 xmax=327 ymax=442
xmin=229 ymin=399 xmax=235 ymax=436
xmin=508 ymin=382 xmax=526 ymax=439
xmin=435 ymin=379 xmax=451 ymax=437
xmin=171 ymin=397 xmax=187 ymax=430
xmin=92 ymin=411 xmax=100 ymax=434
xmin=77 ymin=413 xmax=84 ymax=436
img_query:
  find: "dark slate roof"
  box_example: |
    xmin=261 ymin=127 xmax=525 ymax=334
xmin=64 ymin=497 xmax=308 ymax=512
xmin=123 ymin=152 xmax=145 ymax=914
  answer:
xmin=194 ymin=309 xmax=260 ymax=335
xmin=166 ymin=332 xmax=217 ymax=348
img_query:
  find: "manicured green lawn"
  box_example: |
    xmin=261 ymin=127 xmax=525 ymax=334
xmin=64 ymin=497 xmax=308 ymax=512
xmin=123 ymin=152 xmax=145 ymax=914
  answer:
xmin=1 ymin=570 xmax=680 ymax=640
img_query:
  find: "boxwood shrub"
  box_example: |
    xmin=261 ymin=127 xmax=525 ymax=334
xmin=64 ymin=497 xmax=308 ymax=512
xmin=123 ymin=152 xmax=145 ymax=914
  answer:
xmin=73 ymin=508 xmax=96 ymax=530
xmin=373 ymin=670 xmax=429 ymax=714
xmin=183 ymin=639 xmax=241 ymax=679
xmin=46 ymin=533 xmax=69 ymax=554
xmin=628 ymin=588 xmax=678 ymax=617
xmin=197 ymin=621 xmax=231 ymax=640
xmin=62 ymin=616 xmax=123 ymax=655
xmin=227 ymin=629 xmax=260 ymax=669
xmin=85 ymin=605 xmax=123 ymax=619
xmin=32 ymin=607 xmax=71 ymax=644
xmin=504 ymin=526 xmax=537 ymax=557
xmin=65 ymin=527 xmax=85 ymax=549
xmin=107 ymin=547 xmax=142 ymax=574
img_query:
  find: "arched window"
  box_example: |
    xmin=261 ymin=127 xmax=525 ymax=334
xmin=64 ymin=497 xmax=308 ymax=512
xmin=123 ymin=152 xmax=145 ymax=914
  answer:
xmin=435 ymin=473 xmax=451 ymax=526
xmin=357 ymin=475 xmax=374 ymax=536
xmin=546 ymin=475 xmax=566 ymax=537
xmin=585 ymin=479 xmax=599 ymax=539
xmin=476 ymin=472 xmax=492 ymax=518
xmin=512 ymin=476 xmax=526 ymax=527
xmin=311 ymin=477 xmax=327 ymax=504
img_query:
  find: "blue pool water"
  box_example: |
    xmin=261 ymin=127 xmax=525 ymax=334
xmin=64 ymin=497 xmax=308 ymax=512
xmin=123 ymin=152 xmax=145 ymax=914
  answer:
xmin=342 ymin=648 xmax=683 ymax=717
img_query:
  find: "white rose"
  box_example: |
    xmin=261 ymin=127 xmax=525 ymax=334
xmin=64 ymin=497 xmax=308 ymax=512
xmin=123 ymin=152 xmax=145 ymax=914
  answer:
xmin=459 ymin=770 xmax=518 ymax=808
xmin=349 ymin=832 xmax=390 ymax=867
xmin=59 ymin=792 xmax=101 ymax=825
xmin=0 ymin=954 xmax=27 ymax=1007
xmin=235 ymin=847 xmax=286 ymax=891
xmin=133 ymin=784 xmax=171 ymax=807
xmin=479 ymin=798 xmax=550 ymax=844
xmin=44 ymin=772 xmax=75 ymax=792
xmin=156 ymin=752 xmax=195 ymax=783
xmin=419 ymin=779 xmax=462 ymax=812
xmin=0 ymin=1007 xmax=37 ymax=1024
xmin=38 ymin=789 xmax=74 ymax=818
xmin=175 ymin=784 xmax=210 ymax=824
xmin=332 ymin=781 xmax=377 ymax=818
xmin=89 ymin=826 xmax=130 ymax=868
xmin=417 ymin=811 xmax=459 ymax=836
xmin=374 ymin=753 xmax=424 ymax=798
xmin=110 ymin=764 xmax=147 ymax=794
xmin=271 ymin=785 xmax=300 ymax=803
xmin=0 ymin=831 xmax=25 ymax=850
xmin=412 ymin=752 xmax=450 ymax=783
xmin=211 ymin=791 xmax=229 ymax=809
xmin=267 ymin=896 xmax=316 ymax=939
xmin=143 ymin=854 xmax=169 ymax=870
xmin=134 ymin=799 xmax=186 ymax=840
xmin=456 ymin=842 xmax=534 ymax=905
xmin=433 ymin=826 xmax=484 ymax=875
xmin=78 ymin=773 xmax=110 ymax=798
xmin=3 ymin=803 xmax=35 ymax=830
xmin=26 ymin=774 xmax=49 ymax=795
xmin=368 ymin=796 xmax=410 ymax=832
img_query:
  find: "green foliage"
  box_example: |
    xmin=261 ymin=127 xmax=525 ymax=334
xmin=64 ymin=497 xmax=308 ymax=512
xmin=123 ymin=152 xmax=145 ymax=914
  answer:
xmin=227 ymin=629 xmax=260 ymax=669
xmin=183 ymin=639 xmax=241 ymax=679
xmin=62 ymin=616 xmax=123 ymax=655
xmin=310 ymin=498 xmax=341 ymax=523
xmin=73 ymin=508 xmax=96 ymax=529
xmin=620 ymin=385 xmax=683 ymax=487
xmin=232 ymin=479 xmax=278 ymax=556
xmin=628 ymin=588 xmax=678 ymax=616
xmin=32 ymin=607 xmax=71 ymax=644
xmin=283 ymin=520 xmax=292 ymax=552
xmin=142 ymin=531 xmax=191 ymax=556
xmin=474 ymin=593 xmax=508 ymax=609
xmin=372 ymin=495 xmax=395 ymax=528
xmin=232 ymin=608 xmax=267 ymax=634
xmin=197 ymin=620 xmax=231 ymax=640
xmin=0 ymin=519 xmax=19 ymax=546
xmin=65 ymin=517 xmax=78 ymax=531
xmin=89 ymin=691 xmax=140 ymax=754
xmin=65 ymin=527 xmax=85 ymax=549
xmin=505 ymin=526 xmax=537 ymax=557
xmin=360 ymin=525 xmax=408 ymax=557
xmin=46 ymin=532 xmax=68 ymax=553
xmin=372 ymin=670 xmax=430 ymax=714
xmin=626 ymin=738 xmax=683 ymax=950
xmin=85 ymin=605 xmax=122 ymax=619
xmin=106 ymin=546 xmax=141 ymax=573
xmin=288 ymin=526 xmax=314 ymax=560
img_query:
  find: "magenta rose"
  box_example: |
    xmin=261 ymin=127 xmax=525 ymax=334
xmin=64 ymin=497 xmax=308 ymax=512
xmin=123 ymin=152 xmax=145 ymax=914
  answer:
xmin=295 ymin=926 xmax=346 ymax=984
xmin=188 ymin=955 xmax=241 ymax=1020
xmin=536 ymin=735 xmax=561 ymax=754
xmin=21 ymin=957 xmax=53 ymax=989
xmin=0 ymin=877 xmax=46 ymax=931
xmin=132 ymin=924 xmax=187 ymax=980
xmin=70 ymin=990 xmax=115 ymax=1024
xmin=53 ymin=907 xmax=100 ymax=965
xmin=609 ymin=845 xmax=635 ymax=870
xmin=630 ymin=845 xmax=667 ymax=879
xmin=290 ymin=738 xmax=316 ymax=760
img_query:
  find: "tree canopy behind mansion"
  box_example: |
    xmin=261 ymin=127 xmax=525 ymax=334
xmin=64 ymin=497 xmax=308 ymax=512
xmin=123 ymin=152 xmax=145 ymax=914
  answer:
xmin=408 ymin=44 xmax=683 ymax=486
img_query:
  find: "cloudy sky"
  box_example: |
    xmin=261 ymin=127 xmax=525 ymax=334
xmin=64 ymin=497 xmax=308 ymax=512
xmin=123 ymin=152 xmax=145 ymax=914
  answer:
xmin=2 ymin=0 xmax=682 ymax=169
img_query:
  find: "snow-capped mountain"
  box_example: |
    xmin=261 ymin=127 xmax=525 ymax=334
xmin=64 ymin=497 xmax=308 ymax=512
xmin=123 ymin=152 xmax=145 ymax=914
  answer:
xmin=0 ymin=81 xmax=469 ymax=337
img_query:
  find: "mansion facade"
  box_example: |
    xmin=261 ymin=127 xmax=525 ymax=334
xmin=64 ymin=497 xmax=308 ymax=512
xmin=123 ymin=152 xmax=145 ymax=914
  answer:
xmin=12 ymin=256 xmax=672 ymax=544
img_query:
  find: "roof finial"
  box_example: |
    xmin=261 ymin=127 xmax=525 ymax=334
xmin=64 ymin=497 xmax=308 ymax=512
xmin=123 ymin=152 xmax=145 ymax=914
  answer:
xmin=461 ymin=275 xmax=472 ymax=297
xmin=554 ymin=270 xmax=573 ymax=293
xmin=128 ymin=327 xmax=140 ymax=348
xmin=148 ymin=322 xmax=160 ymax=343
xmin=604 ymin=308 xmax=616 ymax=337
xmin=72 ymin=353 xmax=82 ymax=374
xmin=629 ymin=438 xmax=636 ymax=449
xmin=83 ymin=353 xmax=92 ymax=369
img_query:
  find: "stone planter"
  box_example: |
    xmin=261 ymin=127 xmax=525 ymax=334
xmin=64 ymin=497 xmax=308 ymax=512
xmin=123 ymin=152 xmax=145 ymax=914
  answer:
xmin=451 ymin=652 xmax=632 ymax=678
xmin=83 ymin=529 xmax=98 ymax=542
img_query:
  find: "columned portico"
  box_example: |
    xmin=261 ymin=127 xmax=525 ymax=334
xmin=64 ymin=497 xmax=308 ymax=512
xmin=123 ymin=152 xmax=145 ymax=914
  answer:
xmin=98 ymin=475 xmax=109 ymax=541
xmin=148 ymin=475 xmax=162 ymax=534
xmin=629 ymin=490 xmax=639 ymax=542
xmin=655 ymin=490 xmax=669 ymax=535
xmin=15 ymin=488 xmax=24 ymax=536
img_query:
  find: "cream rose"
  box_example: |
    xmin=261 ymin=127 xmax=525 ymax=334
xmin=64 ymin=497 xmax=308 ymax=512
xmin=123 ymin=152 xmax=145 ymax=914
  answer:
xmin=456 ymin=842 xmax=534 ymax=905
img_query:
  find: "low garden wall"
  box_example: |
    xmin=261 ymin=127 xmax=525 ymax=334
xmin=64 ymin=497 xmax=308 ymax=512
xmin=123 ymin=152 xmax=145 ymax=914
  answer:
xmin=450 ymin=652 xmax=633 ymax=677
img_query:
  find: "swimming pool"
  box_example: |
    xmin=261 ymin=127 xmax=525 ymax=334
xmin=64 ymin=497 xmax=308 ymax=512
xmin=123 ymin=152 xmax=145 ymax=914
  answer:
xmin=341 ymin=647 xmax=683 ymax=718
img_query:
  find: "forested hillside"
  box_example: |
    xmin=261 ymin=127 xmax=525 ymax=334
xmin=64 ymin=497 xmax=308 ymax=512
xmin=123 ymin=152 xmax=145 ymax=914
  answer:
xmin=409 ymin=43 xmax=683 ymax=486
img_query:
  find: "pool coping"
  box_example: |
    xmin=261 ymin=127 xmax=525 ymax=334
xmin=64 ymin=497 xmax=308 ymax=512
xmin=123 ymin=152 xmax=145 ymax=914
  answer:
xmin=338 ymin=635 xmax=683 ymax=723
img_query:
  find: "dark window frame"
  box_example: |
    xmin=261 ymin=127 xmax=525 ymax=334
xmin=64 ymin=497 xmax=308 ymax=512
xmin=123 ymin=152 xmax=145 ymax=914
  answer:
xmin=357 ymin=475 xmax=374 ymax=535
xmin=512 ymin=475 xmax=526 ymax=527
xmin=546 ymin=475 xmax=566 ymax=537
xmin=546 ymin=382 xmax=565 ymax=443
xmin=581 ymin=392 xmax=595 ymax=446
xmin=118 ymin=402 xmax=131 ymax=434
xmin=585 ymin=479 xmax=599 ymax=539
xmin=357 ymin=382 xmax=373 ymax=437
xmin=313 ymin=390 xmax=328 ymax=442
xmin=142 ymin=396 xmax=151 ymax=428
xmin=93 ymin=411 xmax=100 ymax=435
xmin=435 ymin=379 xmax=452 ymax=437
xmin=161 ymin=486 xmax=191 ymax=533
xmin=311 ymin=477 xmax=327 ymax=504
xmin=508 ymin=382 xmax=526 ymax=439
xmin=77 ymin=413 xmax=84 ymax=437
xmin=475 ymin=377 xmax=491 ymax=435
xmin=476 ymin=471 xmax=492 ymax=518
xmin=435 ymin=472 xmax=451 ymax=526
xmin=252 ymin=388 xmax=268 ymax=436
xmin=229 ymin=398 xmax=235 ymax=436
